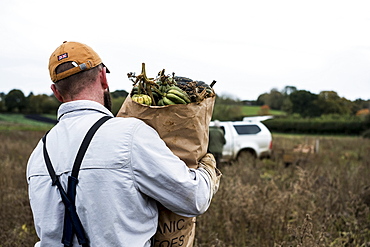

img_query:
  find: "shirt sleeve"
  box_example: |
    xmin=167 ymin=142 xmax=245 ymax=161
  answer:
xmin=129 ymin=121 xmax=213 ymax=217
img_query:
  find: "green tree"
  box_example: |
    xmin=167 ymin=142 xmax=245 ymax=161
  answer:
xmin=352 ymin=98 xmax=370 ymax=115
xmin=212 ymin=104 xmax=242 ymax=121
xmin=265 ymin=88 xmax=284 ymax=110
xmin=257 ymin=86 xmax=294 ymax=111
xmin=111 ymin=90 xmax=129 ymax=98
xmin=281 ymin=97 xmax=293 ymax=114
xmin=4 ymin=89 xmax=26 ymax=113
xmin=0 ymin=92 xmax=5 ymax=112
xmin=215 ymin=94 xmax=241 ymax=105
xmin=27 ymin=94 xmax=60 ymax=114
xmin=290 ymin=90 xmax=321 ymax=117
xmin=281 ymin=85 xmax=297 ymax=96
xmin=111 ymin=97 xmax=126 ymax=116
xmin=317 ymin=91 xmax=352 ymax=115
xmin=256 ymin=93 xmax=268 ymax=106
xmin=212 ymin=95 xmax=243 ymax=120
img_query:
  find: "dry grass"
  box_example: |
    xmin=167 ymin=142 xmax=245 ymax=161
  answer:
xmin=1 ymin=131 xmax=370 ymax=246
xmin=0 ymin=130 xmax=42 ymax=246
xmin=195 ymin=135 xmax=370 ymax=246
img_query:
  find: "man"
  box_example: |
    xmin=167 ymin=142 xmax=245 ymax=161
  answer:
xmin=27 ymin=41 xmax=220 ymax=247
xmin=208 ymin=120 xmax=226 ymax=165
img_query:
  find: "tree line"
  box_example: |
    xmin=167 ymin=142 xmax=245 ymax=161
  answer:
xmin=251 ymin=86 xmax=370 ymax=118
xmin=0 ymin=89 xmax=129 ymax=116
xmin=1 ymin=87 xmax=369 ymax=119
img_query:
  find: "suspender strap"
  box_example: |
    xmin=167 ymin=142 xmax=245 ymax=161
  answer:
xmin=71 ymin=116 xmax=112 ymax=178
xmin=42 ymin=115 xmax=112 ymax=247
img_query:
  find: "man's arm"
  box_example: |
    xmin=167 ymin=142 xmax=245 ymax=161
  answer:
xmin=130 ymin=121 xmax=220 ymax=217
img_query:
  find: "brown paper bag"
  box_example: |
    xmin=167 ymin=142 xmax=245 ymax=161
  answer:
xmin=153 ymin=204 xmax=196 ymax=247
xmin=117 ymin=95 xmax=215 ymax=246
xmin=117 ymin=96 xmax=215 ymax=169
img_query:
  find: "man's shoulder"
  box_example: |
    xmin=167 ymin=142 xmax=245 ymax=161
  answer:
xmin=110 ymin=116 xmax=147 ymax=126
xmin=107 ymin=116 xmax=151 ymax=132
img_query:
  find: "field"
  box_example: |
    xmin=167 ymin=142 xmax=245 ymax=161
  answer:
xmin=241 ymin=105 xmax=285 ymax=116
xmin=0 ymin=114 xmax=54 ymax=131
xmin=1 ymin=127 xmax=370 ymax=246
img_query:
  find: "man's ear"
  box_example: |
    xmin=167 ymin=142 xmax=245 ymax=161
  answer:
xmin=100 ymin=67 xmax=109 ymax=90
xmin=51 ymin=84 xmax=64 ymax=102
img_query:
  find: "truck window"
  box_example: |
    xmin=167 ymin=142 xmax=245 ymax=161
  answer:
xmin=233 ymin=125 xmax=261 ymax=135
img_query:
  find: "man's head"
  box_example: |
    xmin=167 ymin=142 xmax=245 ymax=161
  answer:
xmin=48 ymin=41 xmax=112 ymax=110
xmin=49 ymin=41 xmax=109 ymax=83
xmin=214 ymin=120 xmax=221 ymax=128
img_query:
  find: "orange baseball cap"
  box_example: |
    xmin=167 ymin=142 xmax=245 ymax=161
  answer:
xmin=49 ymin=41 xmax=110 ymax=82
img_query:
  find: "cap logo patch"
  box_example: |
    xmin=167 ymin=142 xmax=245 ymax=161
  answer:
xmin=58 ymin=53 xmax=68 ymax=61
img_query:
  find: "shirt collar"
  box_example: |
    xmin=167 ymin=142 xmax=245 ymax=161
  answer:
xmin=57 ymin=100 xmax=114 ymax=121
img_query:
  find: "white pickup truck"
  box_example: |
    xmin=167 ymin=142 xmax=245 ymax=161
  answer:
xmin=209 ymin=118 xmax=273 ymax=163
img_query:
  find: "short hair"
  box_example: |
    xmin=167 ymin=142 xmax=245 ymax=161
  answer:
xmin=54 ymin=62 xmax=103 ymax=99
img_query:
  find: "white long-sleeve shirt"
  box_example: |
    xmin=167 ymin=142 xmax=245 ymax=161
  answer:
xmin=27 ymin=100 xmax=213 ymax=247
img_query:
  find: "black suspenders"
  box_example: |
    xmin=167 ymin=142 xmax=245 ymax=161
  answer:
xmin=42 ymin=116 xmax=112 ymax=247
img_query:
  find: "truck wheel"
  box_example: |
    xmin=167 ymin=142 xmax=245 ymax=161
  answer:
xmin=237 ymin=150 xmax=256 ymax=166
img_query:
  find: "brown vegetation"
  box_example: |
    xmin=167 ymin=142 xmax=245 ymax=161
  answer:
xmin=195 ymin=135 xmax=370 ymax=246
xmin=0 ymin=130 xmax=41 ymax=246
xmin=1 ymin=131 xmax=370 ymax=246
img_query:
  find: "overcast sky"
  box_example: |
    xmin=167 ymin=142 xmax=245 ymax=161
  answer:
xmin=1 ymin=0 xmax=370 ymax=101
